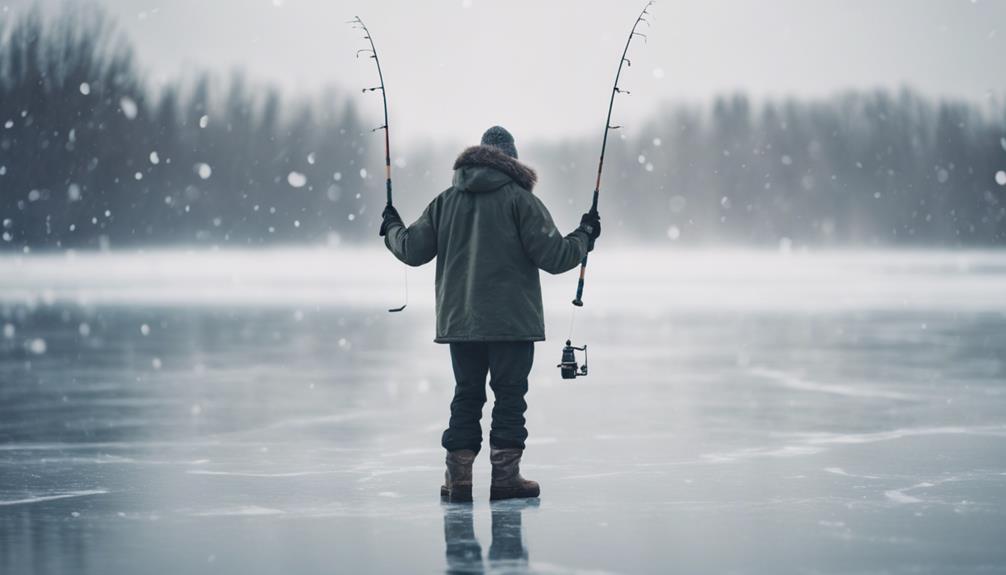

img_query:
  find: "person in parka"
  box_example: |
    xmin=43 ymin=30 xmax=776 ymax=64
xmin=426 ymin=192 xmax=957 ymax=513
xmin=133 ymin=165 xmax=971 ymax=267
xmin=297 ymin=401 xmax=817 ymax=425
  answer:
xmin=380 ymin=126 xmax=601 ymax=502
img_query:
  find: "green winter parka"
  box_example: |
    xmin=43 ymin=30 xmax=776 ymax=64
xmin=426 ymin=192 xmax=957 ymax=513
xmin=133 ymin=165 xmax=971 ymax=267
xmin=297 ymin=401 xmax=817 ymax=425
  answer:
xmin=383 ymin=145 xmax=590 ymax=343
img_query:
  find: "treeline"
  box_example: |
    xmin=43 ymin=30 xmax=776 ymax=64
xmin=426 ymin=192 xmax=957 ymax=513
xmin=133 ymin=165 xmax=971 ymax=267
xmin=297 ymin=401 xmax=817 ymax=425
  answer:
xmin=1 ymin=7 xmax=1005 ymax=250
xmin=569 ymin=92 xmax=1006 ymax=245
xmin=1 ymin=7 xmax=377 ymax=251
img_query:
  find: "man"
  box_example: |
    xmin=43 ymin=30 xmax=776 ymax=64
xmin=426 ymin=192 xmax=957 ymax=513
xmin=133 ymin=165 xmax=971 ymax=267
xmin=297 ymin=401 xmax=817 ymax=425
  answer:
xmin=380 ymin=126 xmax=601 ymax=502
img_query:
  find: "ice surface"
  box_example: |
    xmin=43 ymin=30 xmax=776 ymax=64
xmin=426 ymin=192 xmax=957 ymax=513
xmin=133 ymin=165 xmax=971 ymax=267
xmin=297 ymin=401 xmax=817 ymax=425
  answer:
xmin=0 ymin=249 xmax=1004 ymax=574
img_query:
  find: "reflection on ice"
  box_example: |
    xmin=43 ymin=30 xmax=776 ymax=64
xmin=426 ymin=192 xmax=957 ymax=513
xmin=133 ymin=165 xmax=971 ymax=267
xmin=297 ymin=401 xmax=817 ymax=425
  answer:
xmin=444 ymin=501 xmax=534 ymax=574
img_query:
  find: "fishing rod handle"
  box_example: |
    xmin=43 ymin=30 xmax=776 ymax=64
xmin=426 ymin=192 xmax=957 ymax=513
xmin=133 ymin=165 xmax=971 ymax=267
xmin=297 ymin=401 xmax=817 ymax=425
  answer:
xmin=572 ymin=253 xmax=588 ymax=307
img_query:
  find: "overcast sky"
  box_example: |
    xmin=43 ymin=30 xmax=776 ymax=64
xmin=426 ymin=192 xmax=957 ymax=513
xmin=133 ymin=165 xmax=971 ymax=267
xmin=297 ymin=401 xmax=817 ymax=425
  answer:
xmin=4 ymin=0 xmax=1004 ymax=145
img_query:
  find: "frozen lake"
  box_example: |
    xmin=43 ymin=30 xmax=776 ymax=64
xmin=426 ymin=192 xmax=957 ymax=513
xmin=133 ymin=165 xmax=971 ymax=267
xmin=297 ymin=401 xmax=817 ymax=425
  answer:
xmin=2 ymin=248 xmax=1005 ymax=574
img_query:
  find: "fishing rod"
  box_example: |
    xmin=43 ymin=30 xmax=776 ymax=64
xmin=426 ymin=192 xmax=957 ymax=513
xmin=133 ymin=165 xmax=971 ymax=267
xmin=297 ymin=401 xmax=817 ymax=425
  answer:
xmin=572 ymin=0 xmax=653 ymax=308
xmin=561 ymin=1 xmax=653 ymax=379
xmin=349 ymin=16 xmax=407 ymax=313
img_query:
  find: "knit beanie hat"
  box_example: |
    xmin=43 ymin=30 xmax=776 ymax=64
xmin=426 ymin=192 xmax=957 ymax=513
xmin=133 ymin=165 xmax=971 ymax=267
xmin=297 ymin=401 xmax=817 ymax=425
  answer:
xmin=480 ymin=125 xmax=518 ymax=159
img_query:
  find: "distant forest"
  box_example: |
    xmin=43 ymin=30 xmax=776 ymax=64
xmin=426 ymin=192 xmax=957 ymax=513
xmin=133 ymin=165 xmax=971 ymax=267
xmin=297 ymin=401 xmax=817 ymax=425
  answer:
xmin=2 ymin=6 xmax=1005 ymax=251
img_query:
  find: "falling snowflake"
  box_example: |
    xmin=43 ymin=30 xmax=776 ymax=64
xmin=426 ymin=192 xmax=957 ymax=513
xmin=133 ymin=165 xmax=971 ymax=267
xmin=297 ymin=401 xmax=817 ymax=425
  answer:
xmin=120 ymin=97 xmax=138 ymax=120
xmin=195 ymin=163 xmax=212 ymax=180
xmin=28 ymin=338 xmax=47 ymax=355
xmin=287 ymin=172 xmax=307 ymax=188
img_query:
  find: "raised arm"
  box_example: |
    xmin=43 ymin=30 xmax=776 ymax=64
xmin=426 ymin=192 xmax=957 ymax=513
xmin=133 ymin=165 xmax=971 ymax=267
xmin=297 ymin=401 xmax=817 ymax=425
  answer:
xmin=382 ymin=201 xmax=438 ymax=267
xmin=515 ymin=192 xmax=591 ymax=275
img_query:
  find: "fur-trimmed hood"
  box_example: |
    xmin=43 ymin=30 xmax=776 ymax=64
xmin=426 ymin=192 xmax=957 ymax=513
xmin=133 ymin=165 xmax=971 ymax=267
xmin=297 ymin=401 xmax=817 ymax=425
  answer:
xmin=453 ymin=145 xmax=537 ymax=192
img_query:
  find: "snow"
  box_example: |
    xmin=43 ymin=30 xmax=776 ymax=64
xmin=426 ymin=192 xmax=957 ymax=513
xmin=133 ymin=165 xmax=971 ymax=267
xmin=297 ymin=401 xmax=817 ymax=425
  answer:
xmin=199 ymin=115 xmax=209 ymax=129
xmin=195 ymin=163 xmax=212 ymax=180
xmin=79 ymin=82 xmax=90 ymax=95
xmin=119 ymin=97 xmax=138 ymax=120
xmin=149 ymin=151 xmax=160 ymax=165
xmin=27 ymin=337 xmax=46 ymax=354
xmin=287 ymin=171 xmax=307 ymax=188
xmin=996 ymin=170 xmax=1006 ymax=186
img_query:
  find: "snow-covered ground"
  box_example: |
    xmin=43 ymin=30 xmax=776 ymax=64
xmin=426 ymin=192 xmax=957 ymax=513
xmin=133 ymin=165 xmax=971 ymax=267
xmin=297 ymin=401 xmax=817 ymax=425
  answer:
xmin=1 ymin=249 xmax=1005 ymax=574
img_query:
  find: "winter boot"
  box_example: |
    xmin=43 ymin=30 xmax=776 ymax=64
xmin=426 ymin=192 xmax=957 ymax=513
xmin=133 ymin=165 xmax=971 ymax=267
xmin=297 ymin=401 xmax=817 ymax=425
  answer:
xmin=489 ymin=448 xmax=540 ymax=501
xmin=440 ymin=449 xmax=476 ymax=502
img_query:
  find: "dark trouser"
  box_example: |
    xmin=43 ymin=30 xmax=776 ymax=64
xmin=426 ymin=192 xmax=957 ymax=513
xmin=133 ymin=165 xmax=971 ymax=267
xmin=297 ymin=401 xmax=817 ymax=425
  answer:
xmin=441 ymin=342 xmax=534 ymax=454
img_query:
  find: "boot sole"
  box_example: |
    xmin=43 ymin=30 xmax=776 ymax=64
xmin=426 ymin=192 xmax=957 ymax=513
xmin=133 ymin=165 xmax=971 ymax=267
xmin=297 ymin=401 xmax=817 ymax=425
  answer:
xmin=440 ymin=485 xmax=473 ymax=502
xmin=489 ymin=485 xmax=540 ymax=501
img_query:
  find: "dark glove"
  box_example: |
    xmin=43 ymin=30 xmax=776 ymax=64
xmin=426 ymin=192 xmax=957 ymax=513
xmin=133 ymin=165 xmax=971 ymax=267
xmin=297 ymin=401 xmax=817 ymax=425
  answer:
xmin=578 ymin=210 xmax=601 ymax=251
xmin=379 ymin=204 xmax=403 ymax=237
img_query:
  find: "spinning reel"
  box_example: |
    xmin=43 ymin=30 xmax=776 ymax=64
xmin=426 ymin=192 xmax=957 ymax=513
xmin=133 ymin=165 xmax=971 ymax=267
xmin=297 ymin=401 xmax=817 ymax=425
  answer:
xmin=557 ymin=340 xmax=588 ymax=380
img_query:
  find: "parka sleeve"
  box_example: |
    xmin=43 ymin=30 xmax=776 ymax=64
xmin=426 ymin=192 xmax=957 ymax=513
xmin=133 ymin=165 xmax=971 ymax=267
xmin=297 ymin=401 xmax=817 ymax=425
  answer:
xmin=515 ymin=192 xmax=589 ymax=275
xmin=384 ymin=200 xmax=438 ymax=267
